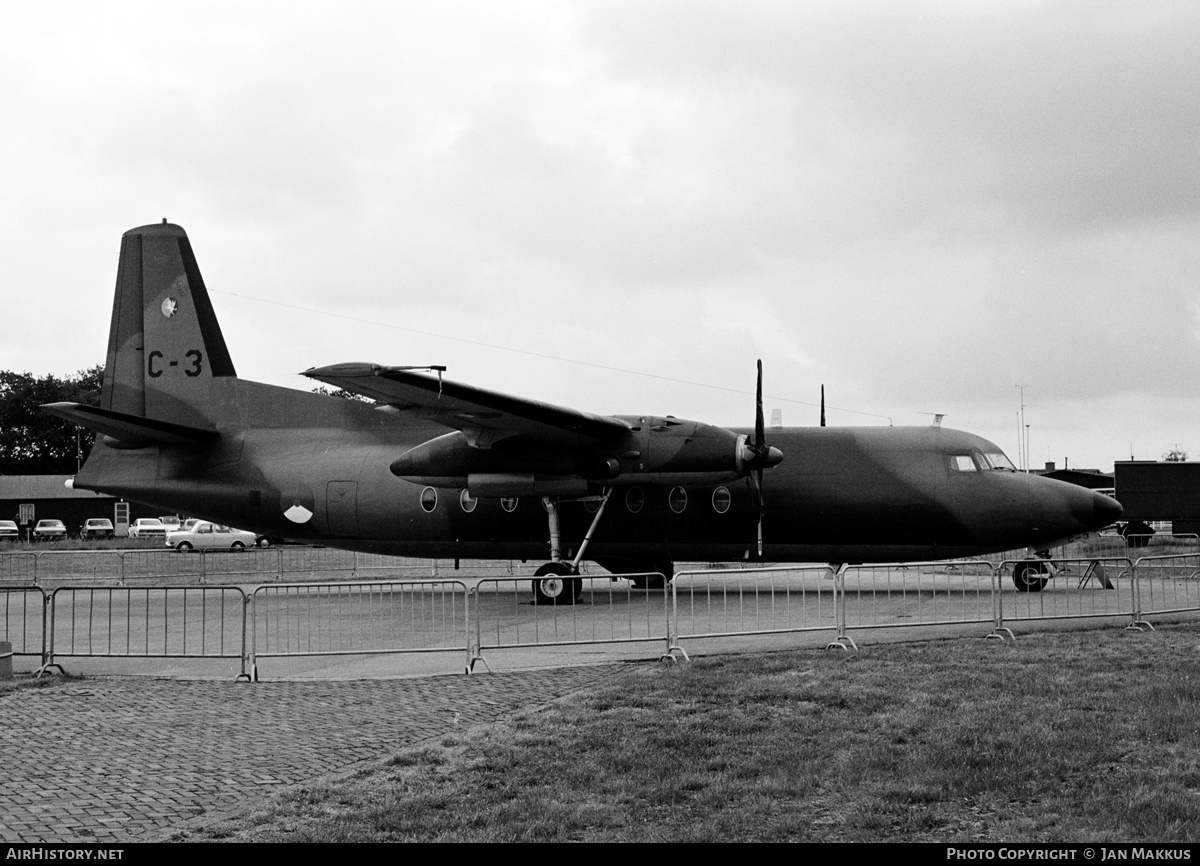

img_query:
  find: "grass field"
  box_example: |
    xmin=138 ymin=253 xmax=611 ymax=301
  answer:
xmin=169 ymin=622 xmax=1200 ymax=843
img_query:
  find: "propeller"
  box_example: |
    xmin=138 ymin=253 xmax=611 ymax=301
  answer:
xmin=739 ymin=360 xmax=784 ymax=557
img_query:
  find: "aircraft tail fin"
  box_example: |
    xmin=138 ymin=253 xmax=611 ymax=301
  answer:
xmin=101 ymin=221 xmax=236 ymax=428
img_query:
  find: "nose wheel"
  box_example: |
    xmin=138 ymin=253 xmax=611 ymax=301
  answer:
xmin=1013 ymin=560 xmax=1049 ymax=592
xmin=533 ymin=561 xmax=582 ymax=605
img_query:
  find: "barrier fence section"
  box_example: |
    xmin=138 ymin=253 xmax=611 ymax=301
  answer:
xmin=120 ymin=549 xmax=207 ymax=583
xmin=30 ymin=550 xmax=124 ymax=584
xmin=4 ymin=548 xmax=561 ymax=587
xmin=2 ymin=586 xmax=47 ymax=662
xmin=18 ymin=553 xmax=1200 ymax=681
xmin=839 ymin=561 xmax=998 ymax=635
xmin=0 ymin=552 xmax=37 ymax=584
xmin=196 ymin=548 xmax=283 ymax=582
xmin=248 ymin=580 xmax=471 ymax=680
xmin=471 ymin=574 xmax=671 ymax=670
xmin=47 ymin=586 xmax=249 ymax=679
xmin=671 ymin=566 xmax=839 ymax=653
xmin=1131 ymin=554 xmax=1200 ymax=623
xmin=996 ymin=558 xmax=1135 ymax=630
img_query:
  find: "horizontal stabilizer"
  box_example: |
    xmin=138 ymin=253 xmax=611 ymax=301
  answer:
xmin=42 ymin=402 xmax=218 ymax=448
xmin=304 ymin=362 xmax=631 ymax=446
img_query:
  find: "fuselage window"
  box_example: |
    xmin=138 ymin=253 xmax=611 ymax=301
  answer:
xmin=712 ymin=486 xmax=731 ymax=514
xmin=669 ymin=486 xmax=688 ymax=514
xmin=626 ymin=486 xmax=644 ymax=514
xmin=583 ymin=498 xmax=600 ymax=514
xmin=420 ymin=487 xmax=438 ymax=513
xmin=459 ymin=489 xmax=477 ymax=513
xmin=949 ymin=455 xmax=977 ymax=472
xmin=500 ymin=497 xmax=519 ymax=513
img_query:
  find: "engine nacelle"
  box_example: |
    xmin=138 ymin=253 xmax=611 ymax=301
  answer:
xmin=389 ymin=415 xmax=764 ymax=493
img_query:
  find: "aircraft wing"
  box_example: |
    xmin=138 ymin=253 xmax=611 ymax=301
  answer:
xmin=303 ymin=363 xmax=631 ymax=447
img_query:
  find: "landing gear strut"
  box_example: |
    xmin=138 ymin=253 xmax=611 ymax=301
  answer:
xmin=532 ymin=488 xmax=613 ymax=606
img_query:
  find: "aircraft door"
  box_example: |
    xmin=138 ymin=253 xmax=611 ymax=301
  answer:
xmin=326 ymin=481 xmax=359 ymax=536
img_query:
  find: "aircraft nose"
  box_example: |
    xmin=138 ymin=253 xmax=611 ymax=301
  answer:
xmin=1070 ymin=487 xmax=1122 ymax=531
xmin=1092 ymin=490 xmax=1123 ymax=527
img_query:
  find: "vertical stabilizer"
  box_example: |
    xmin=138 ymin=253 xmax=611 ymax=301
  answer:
xmin=101 ymin=222 xmax=236 ymax=427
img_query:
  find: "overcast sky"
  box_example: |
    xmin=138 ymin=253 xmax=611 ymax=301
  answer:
xmin=3 ymin=0 xmax=1198 ymax=472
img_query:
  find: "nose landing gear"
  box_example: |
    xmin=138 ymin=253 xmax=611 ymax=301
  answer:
xmin=1013 ymin=559 xmax=1050 ymax=592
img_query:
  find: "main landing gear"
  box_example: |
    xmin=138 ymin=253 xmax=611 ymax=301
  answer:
xmin=532 ymin=488 xmax=613 ymax=606
xmin=533 ymin=561 xmax=582 ymax=604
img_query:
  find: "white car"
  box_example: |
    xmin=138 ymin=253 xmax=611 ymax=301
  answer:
xmin=166 ymin=521 xmax=257 ymax=552
xmin=127 ymin=518 xmax=167 ymax=540
xmin=0 ymin=520 xmax=18 ymax=541
xmin=80 ymin=518 xmax=115 ymax=539
xmin=32 ymin=519 xmax=68 ymax=542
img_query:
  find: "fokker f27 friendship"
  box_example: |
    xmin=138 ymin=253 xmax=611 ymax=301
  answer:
xmin=45 ymin=222 xmax=1122 ymax=602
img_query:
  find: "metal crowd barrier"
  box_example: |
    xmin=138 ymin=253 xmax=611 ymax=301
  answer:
xmin=1 ymin=585 xmax=47 ymax=663
xmin=248 ymin=580 xmax=471 ymax=680
xmin=671 ymin=565 xmax=838 ymax=654
xmin=0 ymin=552 xmax=37 ymax=584
xmin=470 ymin=574 xmax=672 ymax=671
xmin=28 ymin=550 xmax=124 ymax=584
xmin=995 ymin=558 xmax=1135 ymax=634
xmin=1130 ymin=554 xmax=1200 ymax=625
xmin=121 ymin=548 xmax=208 ymax=582
xmin=45 ymin=585 xmax=249 ymax=679
xmin=4 ymin=548 xmax=534 ymax=587
xmin=839 ymin=561 xmax=997 ymax=635
xmin=15 ymin=553 xmax=1200 ymax=682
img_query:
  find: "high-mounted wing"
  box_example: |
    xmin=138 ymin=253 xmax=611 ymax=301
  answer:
xmin=303 ymin=362 xmax=631 ymax=448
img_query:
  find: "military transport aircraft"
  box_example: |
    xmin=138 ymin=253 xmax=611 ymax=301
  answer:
xmin=44 ymin=222 xmax=1122 ymax=602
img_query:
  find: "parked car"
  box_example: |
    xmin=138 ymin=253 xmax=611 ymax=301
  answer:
xmin=127 ymin=518 xmax=167 ymax=540
xmin=0 ymin=520 xmax=18 ymax=541
xmin=32 ymin=519 xmax=68 ymax=542
xmin=166 ymin=521 xmax=257 ymax=552
xmin=80 ymin=518 xmax=115 ymax=540
xmin=158 ymin=516 xmax=181 ymax=531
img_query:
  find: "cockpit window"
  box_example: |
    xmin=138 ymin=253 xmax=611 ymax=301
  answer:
xmin=981 ymin=451 xmax=1016 ymax=471
xmin=949 ymin=454 xmax=977 ymax=472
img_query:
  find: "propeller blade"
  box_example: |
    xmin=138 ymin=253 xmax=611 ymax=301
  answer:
xmin=755 ymin=359 xmax=765 ymax=447
xmin=756 ymin=467 xmax=764 ymax=558
xmin=755 ymin=360 xmax=765 ymax=557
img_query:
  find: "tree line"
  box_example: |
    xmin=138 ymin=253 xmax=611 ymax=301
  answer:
xmin=0 ymin=367 xmax=103 ymax=475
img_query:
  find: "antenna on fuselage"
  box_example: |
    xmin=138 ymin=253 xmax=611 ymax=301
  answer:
xmin=820 ymin=385 xmax=825 ymax=427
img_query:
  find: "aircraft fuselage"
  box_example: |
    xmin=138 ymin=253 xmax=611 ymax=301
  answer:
xmin=71 ymin=377 xmax=1117 ymax=565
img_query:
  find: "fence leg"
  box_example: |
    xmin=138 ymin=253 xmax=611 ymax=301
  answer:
xmin=987 ymin=564 xmax=1016 ymax=642
xmin=825 ymin=564 xmax=858 ymax=652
